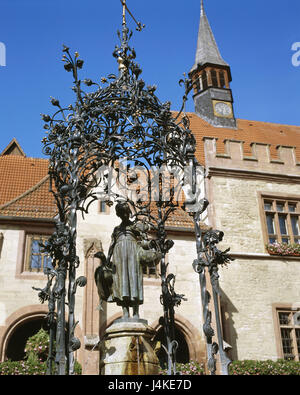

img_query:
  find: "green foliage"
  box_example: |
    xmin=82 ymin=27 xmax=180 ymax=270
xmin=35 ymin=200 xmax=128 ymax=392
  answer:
xmin=0 ymin=360 xmax=47 ymax=376
xmin=74 ymin=360 xmax=82 ymax=375
xmin=0 ymin=328 xmax=82 ymax=375
xmin=159 ymin=360 xmax=205 ymax=375
xmin=24 ymin=328 xmax=50 ymax=364
xmin=158 ymin=359 xmax=300 ymax=376
xmin=229 ymin=359 xmax=300 ymax=375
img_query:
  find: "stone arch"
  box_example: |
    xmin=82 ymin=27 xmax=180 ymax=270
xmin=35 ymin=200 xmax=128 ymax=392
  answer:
xmin=153 ymin=324 xmax=190 ymax=365
xmin=150 ymin=314 xmax=206 ymax=364
xmin=0 ymin=304 xmax=48 ymax=362
xmin=0 ymin=304 xmax=84 ymax=364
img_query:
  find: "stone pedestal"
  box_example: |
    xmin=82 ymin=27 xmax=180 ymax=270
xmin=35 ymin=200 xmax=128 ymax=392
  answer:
xmin=82 ymin=335 xmax=100 ymax=375
xmin=100 ymin=320 xmax=160 ymax=375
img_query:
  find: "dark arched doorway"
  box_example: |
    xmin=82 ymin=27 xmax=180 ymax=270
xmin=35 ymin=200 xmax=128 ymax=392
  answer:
xmin=6 ymin=317 xmax=48 ymax=361
xmin=154 ymin=325 xmax=190 ymax=368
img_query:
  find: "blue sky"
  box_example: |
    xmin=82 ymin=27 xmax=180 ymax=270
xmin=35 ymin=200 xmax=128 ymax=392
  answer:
xmin=0 ymin=0 xmax=300 ymax=158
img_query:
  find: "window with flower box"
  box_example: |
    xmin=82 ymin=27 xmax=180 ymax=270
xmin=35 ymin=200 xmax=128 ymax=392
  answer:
xmin=275 ymin=308 xmax=300 ymax=361
xmin=261 ymin=195 xmax=300 ymax=254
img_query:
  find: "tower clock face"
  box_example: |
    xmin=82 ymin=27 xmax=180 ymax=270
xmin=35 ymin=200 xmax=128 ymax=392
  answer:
xmin=214 ymin=101 xmax=232 ymax=117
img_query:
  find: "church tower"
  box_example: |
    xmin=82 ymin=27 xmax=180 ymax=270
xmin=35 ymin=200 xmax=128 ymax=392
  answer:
xmin=189 ymin=0 xmax=236 ymax=128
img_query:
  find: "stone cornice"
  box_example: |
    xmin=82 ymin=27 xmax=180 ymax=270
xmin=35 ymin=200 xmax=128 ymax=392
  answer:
xmin=229 ymin=252 xmax=300 ymax=261
xmin=207 ymin=166 xmax=300 ymax=184
xmin=0 ymin=215 xmax=55 ymax=227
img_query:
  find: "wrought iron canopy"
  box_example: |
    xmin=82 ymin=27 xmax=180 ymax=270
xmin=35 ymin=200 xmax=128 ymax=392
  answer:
xmin=35 ymin=1 xmax=233 ymax=376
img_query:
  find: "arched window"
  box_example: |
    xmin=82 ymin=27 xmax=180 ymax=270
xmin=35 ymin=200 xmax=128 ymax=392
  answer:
xmin=211 ymin=69 xmax=218 ymax=87
xmin=219 ymin=71 xmax=226 ymax=88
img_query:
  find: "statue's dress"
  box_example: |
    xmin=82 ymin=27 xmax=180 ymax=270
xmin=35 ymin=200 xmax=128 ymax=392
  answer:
xmin=111 ymin=223 xmax=143 ymax=306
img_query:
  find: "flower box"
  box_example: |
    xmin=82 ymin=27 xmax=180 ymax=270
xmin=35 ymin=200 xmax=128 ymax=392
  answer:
xmin=266 ymin=242 xmax=300 ymax=256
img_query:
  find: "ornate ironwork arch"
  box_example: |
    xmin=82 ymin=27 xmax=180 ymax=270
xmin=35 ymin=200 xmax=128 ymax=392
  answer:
xmin=35 ymin=5 xmax=233 ymax=376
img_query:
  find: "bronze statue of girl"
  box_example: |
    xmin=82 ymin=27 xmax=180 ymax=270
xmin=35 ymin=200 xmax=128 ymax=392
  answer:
xmin=107 ymin=201 xmax=144 ymax=319
xmin=95 ymin=200 xmax=161 ymax=321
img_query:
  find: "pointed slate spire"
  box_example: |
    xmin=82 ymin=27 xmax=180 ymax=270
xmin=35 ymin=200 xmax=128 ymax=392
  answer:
xmin=190 ymin=0 xmax=228 ymax=73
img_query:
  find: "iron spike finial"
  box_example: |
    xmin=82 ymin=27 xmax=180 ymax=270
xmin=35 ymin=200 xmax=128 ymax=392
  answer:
xmin=120 ymin=0 xmax=145 ymax=32
xmin=121 ymin=0 xmax=126 ymax=26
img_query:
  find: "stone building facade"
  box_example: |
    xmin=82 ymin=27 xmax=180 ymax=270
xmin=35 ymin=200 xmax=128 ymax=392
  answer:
xmin=201 ymin=135 xmax=300 ymax=361
xmin=0 ymin=1 xmax=299 ymax=374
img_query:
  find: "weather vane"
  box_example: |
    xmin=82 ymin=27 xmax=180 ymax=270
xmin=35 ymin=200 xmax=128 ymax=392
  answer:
xmin=120 ymin=0 xmax=145 ymax=31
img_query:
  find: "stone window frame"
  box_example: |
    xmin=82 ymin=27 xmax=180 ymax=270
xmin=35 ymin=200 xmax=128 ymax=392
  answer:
xmin=142 ymin=261 xmax=159 ymax=279
xmin=258 ymin=192 xmax=300 ymax=248
xmin=141 ymin=240 xmax=164 ymax=281
xmin=272 ymin=303 xmax=300 ymax=361
xmin=16 ymin=224 xmax=54 ymax=280
xmin=23 ymin=234 xmax=53 ymax=273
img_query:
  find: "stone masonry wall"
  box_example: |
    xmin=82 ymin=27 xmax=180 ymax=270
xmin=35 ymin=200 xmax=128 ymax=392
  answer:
xmin=204 ymin=136 xmax=300 ymax=361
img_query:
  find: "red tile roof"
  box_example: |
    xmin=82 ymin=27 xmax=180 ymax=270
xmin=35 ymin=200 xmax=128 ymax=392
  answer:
xmin=1 ymin=112 xmax=299 ymax=222
xmin=0 ymin=175 xmax=57 ymax=218
xmin=185 ymin=113 xmax=300 ymax=165
xmin=0 ymin=154 xmax=56 ymax=218
xmin=0 ymin=156 xmax=49 ymax=205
